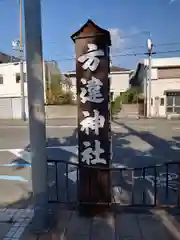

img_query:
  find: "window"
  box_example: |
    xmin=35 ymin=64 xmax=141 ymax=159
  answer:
xmin=151 ymin=98 xmax=153 ymax=106
xmin=0 ymin=74 xmax=3 ymax=84
xmin=16 ymin=73 xmax=20 ymax=83
xmin=167 ymin=96 xmax=173 ymax=106
xmin=166 ymin=94 xmax=180 ymax=114
xmin=16 ymin=73 xmax=27 ymax=83
xmin=160 ymin=98 xmax=164 ymax=106
xmin=110 ymin=92 xmax=114 ymax=101
xmin=174 ymin=96 xmax=180 ymax=105
xmin=166 ymin=107 xmax=173 ymax=113
xmin=174 ymin=107 xmax=180 ymax=114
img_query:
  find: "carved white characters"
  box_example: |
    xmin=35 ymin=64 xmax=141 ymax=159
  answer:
xmin=80 ymin=109 xmax=105 ymax=135
xmin=78 ymin=43 xmax=108 ymax=165
xmin=81 ymin=140 xmax=106 ymax=165
xmin=80 ymin=77 xmax=104 ymax=103
xmin=78 ymin=43 xmax=104 ymax=72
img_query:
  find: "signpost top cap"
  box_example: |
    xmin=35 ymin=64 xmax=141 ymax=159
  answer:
xmin=71 ymin=19 xmax=111 ymax=46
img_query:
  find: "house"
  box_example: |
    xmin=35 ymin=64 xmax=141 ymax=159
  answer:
xmin=0 ymin=61 xmax=51 ymax=119
xmin=63 ymin=66 xmax=133 ymax=101
xmin=130 ymin=57 xmax=180 ymax=118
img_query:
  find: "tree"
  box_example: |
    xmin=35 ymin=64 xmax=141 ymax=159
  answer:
xmin=111 ymin=87 xmax=141 ymax=117
xmin=46 ymin=73 xmax=74 ymax=105
xmin=111 ymin=95 xmax=122 ymax=116
xmin=120 ymin=87 xmax=141 ymax=104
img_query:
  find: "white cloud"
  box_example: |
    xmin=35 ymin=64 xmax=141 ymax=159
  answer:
xmin=108 ymin=28 xmax=126 ymax=54
xmin=169 ymin=0 xmax=176 ymax=4
xmin=128 ymin=26 xmax=140 ymax=35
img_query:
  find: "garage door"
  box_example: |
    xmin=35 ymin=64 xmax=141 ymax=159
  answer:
xmin=0 ymin=98 xmax=12 ymax=119
xmin=12 ymin=97 xmax=28 ymax=119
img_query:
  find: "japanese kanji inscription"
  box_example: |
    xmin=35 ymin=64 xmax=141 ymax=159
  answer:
xmin=71 ymin=19 xmax=111 ymax=213
xmin=78 ymin=43 xmax=104 ymax=71
xmin=80 ymin=77 xmax=104 ymax=103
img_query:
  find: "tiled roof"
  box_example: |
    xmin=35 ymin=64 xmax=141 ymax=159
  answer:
xmin=110 ymin=65 xmax=130 ymax=72
xmin=0 ymin=52 xmax=20 ymax=63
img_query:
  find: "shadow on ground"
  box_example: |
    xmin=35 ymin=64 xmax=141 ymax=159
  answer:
xmin=1 ymin=120 xmax=180 ymax=239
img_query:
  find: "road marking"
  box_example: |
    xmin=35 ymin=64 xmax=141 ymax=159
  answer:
xmin=0 ymin=125 xmax=128 ymax=129
xmin=172 ymin=127 xmax=180 ymax=131
xmin=139 ymin=126 xmax=156 ymax=129
xmin=0 ymin=175 xmax=28 ymax=182
xmin=0 ymin=125 xmax=77 ymax=129
xmin=0 ymin=163 xmax=31 ymax=167
xmin=134 ymin=172 xmax=178 ymax=190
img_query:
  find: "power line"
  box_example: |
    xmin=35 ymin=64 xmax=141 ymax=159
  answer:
xmin=154 ymin=41 xmax=180 ymax=47
xmin=46 ymin=49 xmax=180 ymax=62
xmin=112 ymin=49 xmax=180 ymax=58
xmin=43 ymin=41 xmax=180 ymax=57
xmin=43 ymin=31 xmax=151 ymax=46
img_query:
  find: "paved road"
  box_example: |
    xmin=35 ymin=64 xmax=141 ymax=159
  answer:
xmin=0 ymin=118 xmax=180 ymax=207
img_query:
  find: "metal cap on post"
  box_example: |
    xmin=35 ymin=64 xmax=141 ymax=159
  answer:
xmin=71 ymin=20 xmax=112 ymax=216
xmin=24 ymin=0 xmax=49 ymax=233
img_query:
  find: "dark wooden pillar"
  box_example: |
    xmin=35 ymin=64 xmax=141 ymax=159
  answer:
xmin=71 ymin=19 xmax=112 ymax=216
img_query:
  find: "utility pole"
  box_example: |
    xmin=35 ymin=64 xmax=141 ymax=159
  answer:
xmin=144 ymin=66 xmax=148 ymax=118
xmin=19 ymin=0 xmax=26 ymax=121
xmin=24 ymin=0 xmax=49 ymax=233
xmin=147 ymin=38 xmax=153 ymax=118
xmin=47 ymin=64 xmax=52 ymax=98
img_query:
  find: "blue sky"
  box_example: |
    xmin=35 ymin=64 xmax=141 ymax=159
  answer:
xmin=0 ymin=0 xmax=180 ymax=72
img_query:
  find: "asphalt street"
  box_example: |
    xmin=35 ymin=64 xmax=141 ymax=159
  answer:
xmin=0 ymin=118 xmax=180 ymax=207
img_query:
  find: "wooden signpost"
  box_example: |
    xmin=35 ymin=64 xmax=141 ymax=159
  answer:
xmin=71 ymin=19 xmax=112 ymax=215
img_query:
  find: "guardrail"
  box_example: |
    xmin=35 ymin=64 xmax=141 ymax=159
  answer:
xmin=47 ymin=160 xmax=180 ymax=208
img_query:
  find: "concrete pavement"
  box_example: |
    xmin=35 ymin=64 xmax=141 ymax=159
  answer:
xmin=1 ymin=118 xmax=180 ymax=239
xmin=1 ymin=119 xmax=180 ymax=206
xmin=0 ymin=207 xmax=34 ymax=240
xmin=20 ymin=209 xmax=180 ymax=240
xmin=1 ymin=207 xmax=180 ymax=239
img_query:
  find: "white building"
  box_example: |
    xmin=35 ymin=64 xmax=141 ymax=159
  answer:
xmin=63 ymin=66 xmax=132 ymax=101
xmin=0 ymin=61 xmax=46 ymax=119
xmin=130 ymin=57 xmax=180 ymax=118
xmin=0 ymin=62 xmax=132 ymax=119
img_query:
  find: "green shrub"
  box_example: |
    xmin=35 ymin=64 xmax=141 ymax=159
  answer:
xmin=120 ymin=87 xmax=140 ymax=104
xmin=111 ymin=95 xmax=121 ymax=115
xmin=46 ymin=86 xmax=74 ymax=105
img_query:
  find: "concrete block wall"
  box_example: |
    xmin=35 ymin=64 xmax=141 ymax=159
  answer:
xmin=45 ymin=105 xmax=77 ymax=118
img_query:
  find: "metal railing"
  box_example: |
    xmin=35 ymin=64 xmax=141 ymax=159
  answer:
xmin=47 ymin=159 xmax=180 ymax=209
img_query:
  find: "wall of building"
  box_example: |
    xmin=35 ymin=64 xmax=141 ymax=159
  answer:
xmin=0 ymin=97 xmax=29 ymax=119
xmin=66 ymin=71 xmax=131 ymax=100
xmin=0 ymin=103 xmax=76 ymax=119
xmin=45 ymin=105 xmax=77 ymax=118
xmin=0 ymin=61 xmax=47 ymax=119
xmin=144 ymin=57 xmax=180 ymax=68
xmin=146 ymin=78 xmax=180 ymax=117
xmin=0 ymin=62 xmax=28 ymax=98
xmin=0 ymin=61 xmax=46 ymax=98
xmin=110 ymin=72 xmax=130 ymax=99
xmin=142 ymin=57 xmax=180 ymax=117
